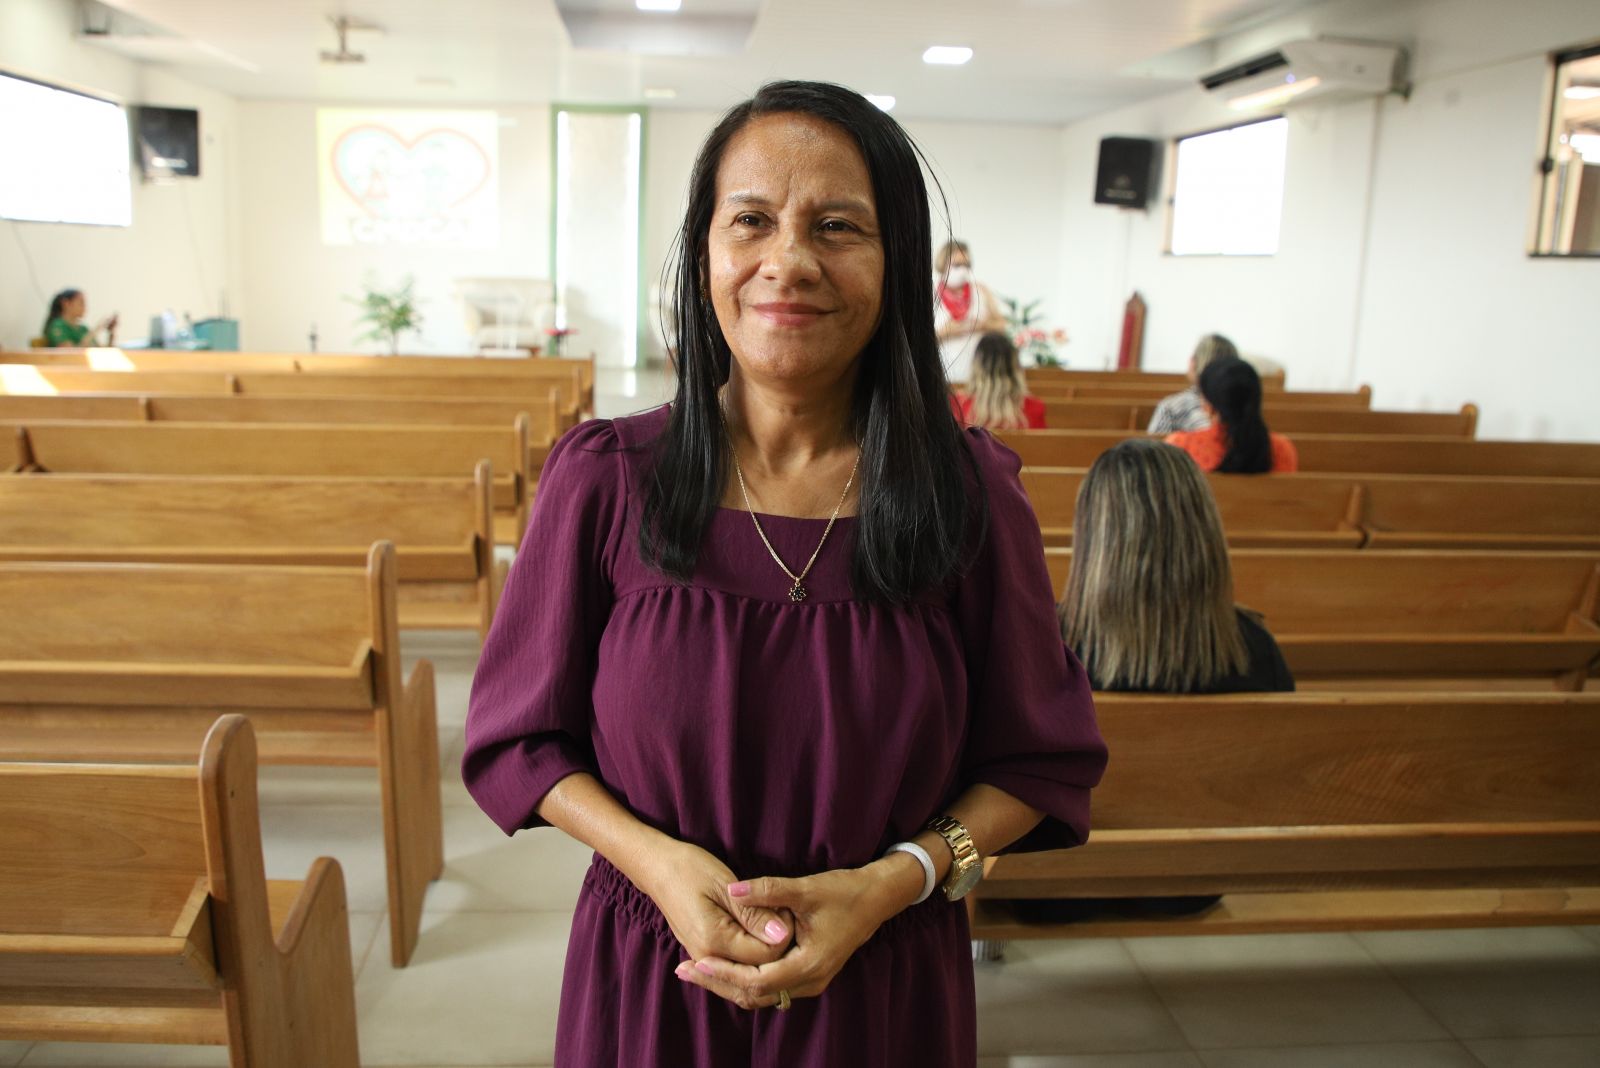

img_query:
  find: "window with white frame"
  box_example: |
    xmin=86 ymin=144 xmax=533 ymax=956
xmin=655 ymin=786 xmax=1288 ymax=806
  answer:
xmin=1533 ymin=44 xmax=1600 ymax=256
xmin=1167 ymin=116 xmax=1288 ymax=256
xmin=0 ymin=71 xmax=131 ymax=227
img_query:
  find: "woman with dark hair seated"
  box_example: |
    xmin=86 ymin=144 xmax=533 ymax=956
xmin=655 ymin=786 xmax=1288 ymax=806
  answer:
xmin=464 ymin=79 xmax=1105 ymax=1066
xmin=1016 ymin=438 xmax=1294 ymax=928
xmin=41 ymin=289 xmax=116 ymax=348
xmin=1166 ymin=356 xmax=1298 ymax=473
xmin=951 ymin=331 xmax=1046 ymax=430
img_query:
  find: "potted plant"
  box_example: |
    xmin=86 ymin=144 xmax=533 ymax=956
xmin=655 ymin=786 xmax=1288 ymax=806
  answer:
xmin=351 ymin=277 xmax=423 ymax=356
xmin=1001 ymin=297 xmax=1067 ymax=368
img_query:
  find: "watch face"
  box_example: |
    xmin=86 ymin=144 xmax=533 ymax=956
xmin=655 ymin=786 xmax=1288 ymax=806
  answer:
xmin=946 ymin=859 xmax=984 ymax=901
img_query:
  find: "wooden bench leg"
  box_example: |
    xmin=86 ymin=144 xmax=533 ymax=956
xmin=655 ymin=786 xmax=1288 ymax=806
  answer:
xmin=240 ymin=857 xmax=361 ymax=1067
xmin=377 ymin=659 xmax=445 ymax=967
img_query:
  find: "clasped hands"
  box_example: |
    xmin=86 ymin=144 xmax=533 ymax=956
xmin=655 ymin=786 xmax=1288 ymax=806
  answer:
xmin=646 ymin=841 xmax=915 ymax=1012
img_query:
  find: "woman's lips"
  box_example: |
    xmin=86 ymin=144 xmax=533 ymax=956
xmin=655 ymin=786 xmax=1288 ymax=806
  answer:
xmin=753 ymin=302 xmax=829 ymax=327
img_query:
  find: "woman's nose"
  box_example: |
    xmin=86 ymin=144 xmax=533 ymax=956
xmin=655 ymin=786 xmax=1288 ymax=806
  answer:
xmin=761 ymin=226 xmax=822 ymax=286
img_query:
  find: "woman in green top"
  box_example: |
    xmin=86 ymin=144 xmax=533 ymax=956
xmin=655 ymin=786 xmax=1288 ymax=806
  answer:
xmin=42 ymin=289 xmax=116 ymax=347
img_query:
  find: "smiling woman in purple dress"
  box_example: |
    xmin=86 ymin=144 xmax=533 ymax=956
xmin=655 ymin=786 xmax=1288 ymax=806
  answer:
xmin=462 ymin=81 xmax=1107 ymax=1068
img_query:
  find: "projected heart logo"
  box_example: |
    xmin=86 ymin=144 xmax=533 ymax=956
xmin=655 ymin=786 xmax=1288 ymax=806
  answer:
xmin=331 ymin=124 xmax=491 ymax=219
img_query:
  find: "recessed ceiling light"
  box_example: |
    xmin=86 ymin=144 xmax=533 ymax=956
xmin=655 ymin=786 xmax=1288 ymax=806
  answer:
xmin=922 ymin=46 xmax=972 ymax=66
xmin=636 ymin=0 xmax=681 ymax=11
xmin=865 ymin=94 xmax=896 ymax=112
xmin=644 ymin=87 xmax=678 ymax=100
xmin=1566 ymin=85 xmax=1600 ymax=100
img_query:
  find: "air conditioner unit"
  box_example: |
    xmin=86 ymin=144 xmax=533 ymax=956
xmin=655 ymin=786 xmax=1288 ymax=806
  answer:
xmin=1201 ymin=39 xmax=1403 ymax=111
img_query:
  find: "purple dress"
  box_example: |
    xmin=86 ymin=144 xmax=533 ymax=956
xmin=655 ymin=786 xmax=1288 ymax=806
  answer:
xmin=464 ymin=405 xmax=1105 ymax=1067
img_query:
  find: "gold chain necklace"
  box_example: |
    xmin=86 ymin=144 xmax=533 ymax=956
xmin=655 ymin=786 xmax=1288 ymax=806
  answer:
xmin=728 ymin=442 xmax=861 ymax=603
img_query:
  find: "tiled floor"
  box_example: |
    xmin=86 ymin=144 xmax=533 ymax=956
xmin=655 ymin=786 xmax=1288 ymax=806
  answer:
xmin=14 ymin=377 xmax=1600 ymax=1067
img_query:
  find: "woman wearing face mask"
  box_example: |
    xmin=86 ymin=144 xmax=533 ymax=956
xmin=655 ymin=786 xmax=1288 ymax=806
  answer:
xmin=933 ymin=240 xmax=1006 ymax=385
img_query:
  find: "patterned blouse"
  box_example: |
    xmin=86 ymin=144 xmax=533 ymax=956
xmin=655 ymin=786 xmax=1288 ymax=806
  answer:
xmin=1146 ymin=388 xmax=1209 ymax=435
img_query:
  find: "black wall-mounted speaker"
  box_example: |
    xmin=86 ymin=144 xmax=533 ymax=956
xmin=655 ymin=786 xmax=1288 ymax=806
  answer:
xmin=133 ymin=106 xmax=201 ymax=179
xmin=1094 ymin=137 xmax=1158 ymax=209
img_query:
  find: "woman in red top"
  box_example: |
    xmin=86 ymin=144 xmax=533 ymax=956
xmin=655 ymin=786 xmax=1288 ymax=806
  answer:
xmin=952 ymin=332 xmax=1046 ymax=430
xmin=1165 ymin=356 xmax=1297 ymax=473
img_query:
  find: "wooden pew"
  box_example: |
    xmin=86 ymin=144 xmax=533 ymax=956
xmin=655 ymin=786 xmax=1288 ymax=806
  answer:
xmin=0 ymin=365 xmax=582 ymax=425
xmin=145 ymin=392 xmax=577 ymax=440
xmin=0 ymin=393 xmax=566 ymax=489
xmin=972 ymin=693 xmax=1600 ymax=939
xmin=1033 ymin=399 xmax=1477 ymax=437
xmin=231 ymin=370 xmax=581 ymax=416
xmin=0 ymin=715 xmax=360 ymax=1064
xmin=1020 ymin=467 xmax=1364 ymax=549
xmin=1000 ymin=430 xmax=1600 ymax=479
xmin=1042 ymin=549 xmax=1600 ymax=689
xmin=0 ymin=394 xmax=144 ymax=421
xmin=0 ymin=348 xmax=595 ymax=413
xmin=0 ymin=545 xmax=441 ymax=967
xmin=1019 ymin=467 xmax=1598 ymax=553
xmin=0 ymin=469 xmax=501 ymax=637
xmin=1029 ymin=382 xmax=1371 ymax=408
xmin=0 ymin=367 xmax=233 ymax=395
xmin=1027 ymin=367 xmax=1289 ymax=390
xmin=8 ymin=417 xmax=533 ymax=545
xmin=1359 ymin=474 xmax=1600 ymax=552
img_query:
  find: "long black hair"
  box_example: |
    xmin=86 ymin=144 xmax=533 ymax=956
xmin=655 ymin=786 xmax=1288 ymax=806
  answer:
xmin=640 ymin=80 xmax=983 ymax=603
xmin=1198 ymin=357 xmax=1273 ymax=473
xmin=44 ymin=289 xmax=81 ymax=336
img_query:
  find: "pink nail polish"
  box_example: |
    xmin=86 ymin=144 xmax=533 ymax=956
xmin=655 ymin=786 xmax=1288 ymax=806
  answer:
xmin=674 ymin=962 xmax=691 ymax=979
xmin=694 ymin=961 xmax=716 ymax=976
xmin=765 ymin=920 xmax=788 ymax=943
xmin=728 ymin=881 xmax=751 ymax=897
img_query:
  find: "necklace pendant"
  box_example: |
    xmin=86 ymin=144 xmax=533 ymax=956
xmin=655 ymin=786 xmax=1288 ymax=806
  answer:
xmin=789 ymin=583 xmax=808 ymax=603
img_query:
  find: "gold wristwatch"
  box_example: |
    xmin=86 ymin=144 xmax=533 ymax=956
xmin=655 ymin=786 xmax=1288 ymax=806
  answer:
xmin=927 ymin=815 xmax=982 ymax=901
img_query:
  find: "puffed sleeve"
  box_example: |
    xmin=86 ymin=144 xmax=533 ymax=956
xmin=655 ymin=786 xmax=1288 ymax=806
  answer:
xmin=462 ymin=419 xmax=625 ymax=835
xmin=952 ymin=429 xmax=1108 ymax=853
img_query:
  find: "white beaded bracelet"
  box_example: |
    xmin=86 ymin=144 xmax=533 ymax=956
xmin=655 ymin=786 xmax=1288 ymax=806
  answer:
xmin=884 ymin=841 xmax=937 ymax=905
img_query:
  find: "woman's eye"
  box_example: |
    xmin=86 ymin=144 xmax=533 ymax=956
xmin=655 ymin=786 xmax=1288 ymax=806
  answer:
xmin=820 ymin=219 xmax=855 ymax=233
xmin=735 ymin=213 xmax=764 ymax=227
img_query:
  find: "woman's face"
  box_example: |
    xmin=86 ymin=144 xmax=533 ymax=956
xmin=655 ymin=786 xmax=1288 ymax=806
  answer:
xmin=705 ymin=112 xmax=884 ymax=387
xmin=65 ymin=293 xmax=86 ymax=320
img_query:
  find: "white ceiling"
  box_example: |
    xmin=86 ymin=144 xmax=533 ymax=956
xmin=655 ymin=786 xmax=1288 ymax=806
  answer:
xmin=94 ymin=0 xmax=1319 ymax=124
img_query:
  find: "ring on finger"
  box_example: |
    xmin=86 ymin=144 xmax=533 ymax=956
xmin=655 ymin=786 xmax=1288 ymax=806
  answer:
xmin=774 ymin=989 xmax=792 ymax=1012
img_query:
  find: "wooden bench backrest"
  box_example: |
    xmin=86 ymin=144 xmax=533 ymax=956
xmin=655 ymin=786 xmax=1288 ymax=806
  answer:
xmin=1027 ymin=368 xmax=1289 ymax=390
xmin=13 ymin=419 xmax=526 ymax=481
xmin=0 ymin=395 xmax=144 ymax=422
xmin=231 ymin=371 xmax=578 ymax=410
xmin=1089 ymin=693 xmax=1600 ymax=829
xmin=1295 ymin=435 xmax=1600 ymax=479
xmin=1043 ymin=549 xmax=1600 ymax=633
xmin=1020 ymin=467 xmax=1359 ymax=534
xmin=0 ymin=471 xmax=484 ymax=550
xmin=0 ymin=761 xmax=204 ymax=936
xmin=0 ymin=347 xmax=590 ymax=383
xmin=1028 ymin=399 xmax=1474 ymax=437
xmin=1030 ymin=382 xmax=1370 ymax=408
xmin=1359 ymin=473 xmax=1600 ymax=537
xmin=0 ymin=558 xmax=373 ymax=666
xmin=145 ymin=393 xmax=570 ymax=440
xmin=1002 ymin=430 xmax=1600 ymax=479
xmin=0 ymin=368 xmax=232 ymax=396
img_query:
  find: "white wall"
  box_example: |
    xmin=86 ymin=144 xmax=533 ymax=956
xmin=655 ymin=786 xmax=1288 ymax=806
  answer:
xmin=643 ymin=107 xmax=1069 ymax=358
xmin=236 ymin=101 xmax=552 ymax=354
xmin=0 ymin=0 xmax=240 ymax=348
xmin=1056 ymin=0 xmax=1600 ymax=441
